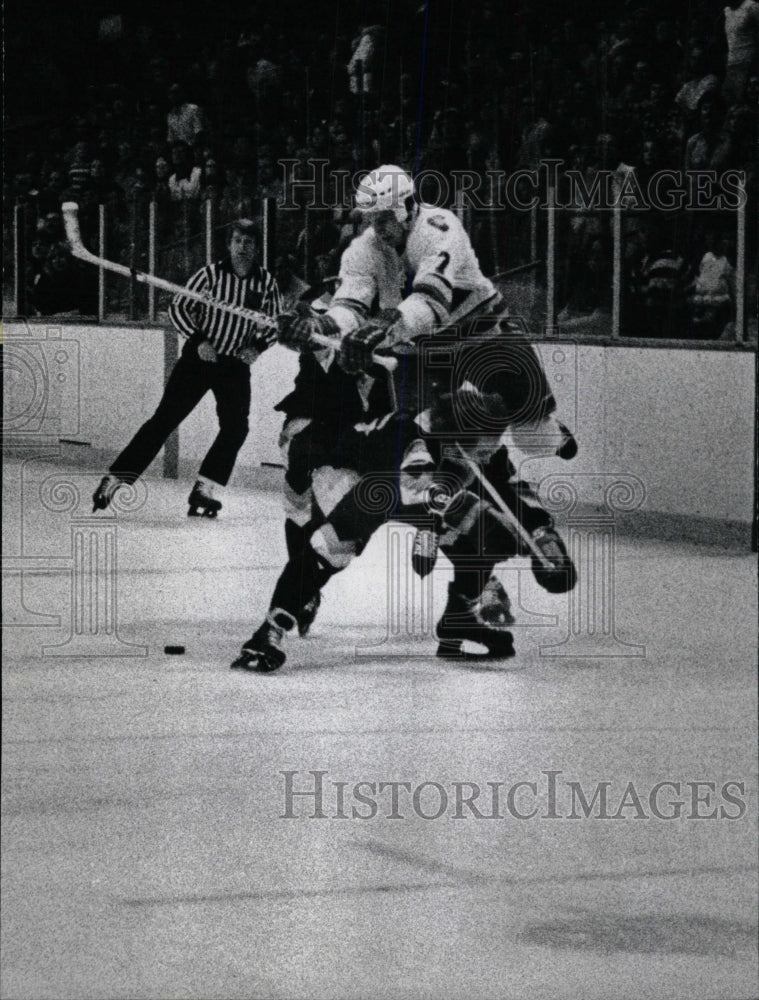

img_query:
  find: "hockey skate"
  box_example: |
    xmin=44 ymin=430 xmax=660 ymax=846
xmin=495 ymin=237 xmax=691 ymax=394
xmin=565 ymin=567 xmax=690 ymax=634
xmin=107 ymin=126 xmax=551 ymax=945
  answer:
xmin=435 ymin=580 xmax=515 ymax=659
xmin=296 ymin=591 xmax=321 ymax=637
xmin=92 ymin=474 xmax=122 ymax=512
xmin=531 ymin=526 xmax=577 ymax=593
xmin=230 ymin=611 xmax=295 ymax=672
xmin=187 ymin=481 xmax=222 ymax=518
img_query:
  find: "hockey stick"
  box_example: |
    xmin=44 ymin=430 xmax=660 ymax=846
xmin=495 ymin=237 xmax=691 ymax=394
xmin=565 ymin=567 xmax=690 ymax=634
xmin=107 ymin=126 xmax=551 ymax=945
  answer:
xmin=491 ymin=260 xmax=543 ymax=281
xmin=454 ymin=443 xmax=554 ymax=569
xmin=306 ymin=331 xmax=397 ymax=372
xmin=61 ymin=202 xmax=397 ymax=371
xmin=62 ymin=202 xmax=277 ymax=334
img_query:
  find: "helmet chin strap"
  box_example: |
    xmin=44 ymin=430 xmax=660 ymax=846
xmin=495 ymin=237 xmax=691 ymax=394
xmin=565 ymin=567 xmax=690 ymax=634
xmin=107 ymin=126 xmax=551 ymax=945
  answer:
xmin=397 ymin=202 xmax=419 ymax=250
xmin=398 ymin=201 xmax=418 ymax=236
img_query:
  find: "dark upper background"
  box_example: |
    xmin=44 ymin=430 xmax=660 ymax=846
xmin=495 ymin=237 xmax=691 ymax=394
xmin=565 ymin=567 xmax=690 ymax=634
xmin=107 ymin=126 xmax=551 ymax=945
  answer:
xmin=4 ymin=0 xmax=757 ymax=332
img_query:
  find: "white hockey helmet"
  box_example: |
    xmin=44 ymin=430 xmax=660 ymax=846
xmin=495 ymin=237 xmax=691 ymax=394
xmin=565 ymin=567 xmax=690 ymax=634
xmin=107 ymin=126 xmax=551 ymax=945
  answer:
xmin=355 ymin=164 xmax=415 ymax=223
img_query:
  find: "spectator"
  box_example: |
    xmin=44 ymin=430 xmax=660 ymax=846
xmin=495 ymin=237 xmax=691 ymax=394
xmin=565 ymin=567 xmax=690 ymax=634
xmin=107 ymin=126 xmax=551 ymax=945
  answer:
xmin=168 ymin=142 xmax=202 ymax=201
xmin=347 ymin=25 xmax=382 ymax=101
xmin=28 ymin=229 xmax=52 ymax=285
xmin=37 ymin=170 xmax=67 ymax=215
xmin=201 ymin=158 xmax=223 ymax=202
xmin=32 ymin=241 xmax=97 ymax=316
xmin=635 ymin=135 xmax=664 ymax=188
xmin=692 ymin=229 xmax=737 ymax=338
xmin=217 ymin=137 xmax=256 ymax=223
xmin=514 ymin=98 xmax=555 ymax=169
xmin=40 ymin=211 xmax=65 ymax=242
xmin=725 ymin=101 xmax=757 ymax=173
xmin=66 ymin=142 xmax=93 ymax=198
xmin=90 ymin=158 xmax=126 ymax=216
xmin=63 ymin=125 xmax=93 ymax=171
xmin=153 ymin=155 xmax=172 ymax=204
xmin=622 ymin=60 xmax=653 ymax=106
xmin=723 ymin=0 xmax=759 ymax=104
xmin=648 ymin=19 xmax=682 ymax=88
xmin=639 ymin=82 xmax=671 ymax=137
xmin=684 ymin=92 xmax=733 ymax=171
xmin=113 ymin=141 xmax=136 ymax=192
xmin=166 ymin=83 xmax=206 ymax=147
xmin=255 ymin=150 xmax=283 ymax=202
xmin=245 ymin=58 xmax=283 ymax=134
xmin=125 ymin=166 xmax=152 ymax=207
xmin=675 ymin=46 xmax=720 ymax=121
xmin=629 ymin=218 xmax=695 ymax=338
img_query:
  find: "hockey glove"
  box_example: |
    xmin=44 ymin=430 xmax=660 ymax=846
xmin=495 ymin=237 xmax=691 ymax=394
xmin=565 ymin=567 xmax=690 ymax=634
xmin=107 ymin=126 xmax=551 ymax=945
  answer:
xmin=277 ymin=303 xmax=339 ymax=351
xmin=531 ymin=526 xmax=577 ymax=593
xmin=338 ymin=308 xmax=402 ymax=374
xmin=411 ymin=525 xmax=440 ymax=578
xmin=197 ymin=340 xmax=218 ymax=363
xmin=237 ymin=346 xmax=260 ymax=365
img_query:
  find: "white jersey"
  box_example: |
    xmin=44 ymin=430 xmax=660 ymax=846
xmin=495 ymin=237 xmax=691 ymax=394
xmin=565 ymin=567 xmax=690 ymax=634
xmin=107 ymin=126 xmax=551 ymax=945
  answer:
xmin=327 ymin=205 xmax=499 ymax=342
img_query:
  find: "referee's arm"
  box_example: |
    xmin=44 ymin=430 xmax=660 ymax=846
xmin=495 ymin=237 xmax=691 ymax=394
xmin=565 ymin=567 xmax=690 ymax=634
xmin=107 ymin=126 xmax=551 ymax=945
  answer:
xmin=168 ymin=266 xmax=212 ymax=338
xmin=261 ymin=270 xmax=283 ymax=318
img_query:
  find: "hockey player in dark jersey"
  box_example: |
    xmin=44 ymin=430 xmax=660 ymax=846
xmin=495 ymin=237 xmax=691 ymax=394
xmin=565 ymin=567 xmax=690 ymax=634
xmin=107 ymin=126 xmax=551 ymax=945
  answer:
xmin=271 ymin=332 xmax=398 ymax=637
xmin=231 ymin=166 xmax=576 ymax=671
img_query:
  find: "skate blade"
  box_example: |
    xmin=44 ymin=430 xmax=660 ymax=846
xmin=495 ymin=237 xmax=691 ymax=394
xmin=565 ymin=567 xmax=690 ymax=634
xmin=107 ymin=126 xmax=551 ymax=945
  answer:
xmin=436 ymin=638 xmax=515 ymax=660
xmin=188 ymin=506 xmax=218 ymax=518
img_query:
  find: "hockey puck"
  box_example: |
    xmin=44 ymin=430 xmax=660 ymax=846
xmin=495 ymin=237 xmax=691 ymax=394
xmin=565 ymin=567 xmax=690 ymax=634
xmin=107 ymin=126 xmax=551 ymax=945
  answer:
xmin=164 ymin=645 xmax=186 ymax=655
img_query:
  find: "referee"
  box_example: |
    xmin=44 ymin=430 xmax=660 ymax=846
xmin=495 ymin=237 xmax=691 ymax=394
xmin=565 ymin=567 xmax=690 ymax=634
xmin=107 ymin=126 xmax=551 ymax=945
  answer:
xmin=92 ymin=218 xmax=282 ymax=516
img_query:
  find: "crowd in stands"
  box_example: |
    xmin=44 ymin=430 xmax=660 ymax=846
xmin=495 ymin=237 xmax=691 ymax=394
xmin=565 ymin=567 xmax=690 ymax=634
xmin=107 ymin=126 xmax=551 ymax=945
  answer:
xmin=5 ymin=0 xmax=757 ymax=337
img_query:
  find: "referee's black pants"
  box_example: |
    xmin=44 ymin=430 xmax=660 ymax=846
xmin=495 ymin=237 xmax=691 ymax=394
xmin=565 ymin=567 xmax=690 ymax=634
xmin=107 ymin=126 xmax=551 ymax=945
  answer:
xmin=110 ymin=338 xmax=250 ymax=487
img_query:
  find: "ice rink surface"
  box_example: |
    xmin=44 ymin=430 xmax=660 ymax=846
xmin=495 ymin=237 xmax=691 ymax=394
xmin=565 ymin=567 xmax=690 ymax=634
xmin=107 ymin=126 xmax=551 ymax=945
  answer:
xmin=2 ymin=459 xmax=757 ymax=1000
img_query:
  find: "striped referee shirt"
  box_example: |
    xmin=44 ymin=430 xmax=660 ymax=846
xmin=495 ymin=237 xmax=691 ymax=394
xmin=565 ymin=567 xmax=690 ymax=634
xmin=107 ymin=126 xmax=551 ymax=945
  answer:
xmin=168 ymin=258 xmax=282 ymax=357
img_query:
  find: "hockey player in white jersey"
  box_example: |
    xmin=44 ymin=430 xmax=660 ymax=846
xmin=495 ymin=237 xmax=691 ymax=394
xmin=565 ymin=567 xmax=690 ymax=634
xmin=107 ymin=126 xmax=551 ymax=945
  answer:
xmin=231 ymin=166 xmax=576 ymax=671
xmin=282 ymin=165 xmax=503 ymax=374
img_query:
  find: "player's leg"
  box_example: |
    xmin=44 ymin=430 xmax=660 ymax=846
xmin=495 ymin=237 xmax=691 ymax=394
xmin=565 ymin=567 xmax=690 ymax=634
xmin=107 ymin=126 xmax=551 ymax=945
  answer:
xmin=231 ymin=414 xmax=429 ymax=672
xmin=284 ymin=516 xmax=322 ymax=637
xmin=428 ymin=464 xmax=576 ymax=657
xmin=426 ymin=442 xmax=577 ymax=595
xmin=412 ymin=373 xmax=577 ymax=592
xmin=480 ymin=445 xmax=577 ymax=593
xmin=232 ymin=461 xmax=370 ymax=673
xmin=231 ymin=535 xmax=338 ymax=672
xmin=280 ymin=419 xmax=336 ymax=636
xmin=434 ymin=491 xmax=518 ymax=659
xmin=436 ymin=570 xmax=517 ymax=659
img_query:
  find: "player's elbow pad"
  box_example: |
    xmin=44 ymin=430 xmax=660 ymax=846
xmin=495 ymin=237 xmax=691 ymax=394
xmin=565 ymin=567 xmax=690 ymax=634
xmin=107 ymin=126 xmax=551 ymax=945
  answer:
xmin=397 ymin=295 xmax=441 ymax=340
xmin=328 ymin=302 xmax=366 ymax=335
xmin=412 ymin=271 xmax=453 ymax=315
